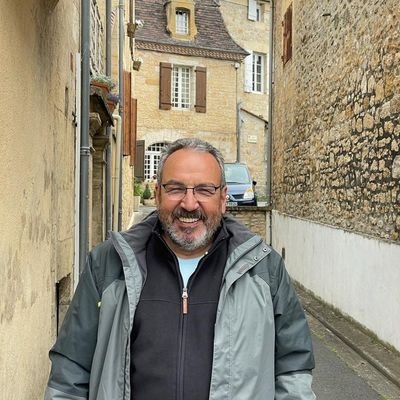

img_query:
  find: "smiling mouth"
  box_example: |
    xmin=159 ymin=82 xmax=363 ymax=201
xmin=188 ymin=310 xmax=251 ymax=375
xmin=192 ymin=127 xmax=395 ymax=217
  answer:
xmin=178 ymin=217 xmax=201 ymax=223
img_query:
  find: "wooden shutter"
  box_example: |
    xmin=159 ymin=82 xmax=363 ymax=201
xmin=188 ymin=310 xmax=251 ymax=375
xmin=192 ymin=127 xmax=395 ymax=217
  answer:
xmin=129 ymin=98 xmax=137 ymax=166
xmin=159 ymin=62 xmax=172 ymax=110
xmin=195 ymin=66 xmax=207 ymax=113
xmin=282 ymin=4 xmax=293 ymax=64
xmin=134 ymin=140 xmax=145 ymax=181
xmin=123 ymin=71 xmax=132 ymax=155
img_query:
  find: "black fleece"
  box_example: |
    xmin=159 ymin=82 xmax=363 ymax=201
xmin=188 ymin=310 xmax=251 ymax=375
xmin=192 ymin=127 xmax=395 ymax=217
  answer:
xmin=130 ymin=227 xmax=229 ymax=400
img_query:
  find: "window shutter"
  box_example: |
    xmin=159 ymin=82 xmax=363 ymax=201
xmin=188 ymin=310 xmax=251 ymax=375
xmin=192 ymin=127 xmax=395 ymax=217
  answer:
xmin=134 ymin=140 xmax=145 ymax=182
xmin=123 ymin=70 xmax=131 ymax=156
xmin=195 ymin=66 xmax=207 ymax=113
xmin=244 ymin=52 xmax=252 ymax=92
xmin=283 ymin=4 xmax=293 ymax=64
xmin=159 ymin=62 xmax=172 ymax=110
xmin=129 ymin=98 xmax=137 ymax=166
xmin=248 ymin=0 xmax=257 ymax=21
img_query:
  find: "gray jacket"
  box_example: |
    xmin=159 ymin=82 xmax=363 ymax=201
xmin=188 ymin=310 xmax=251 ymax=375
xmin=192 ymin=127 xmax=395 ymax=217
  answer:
xmin=45 ymin=214 xmax=316 ymax=400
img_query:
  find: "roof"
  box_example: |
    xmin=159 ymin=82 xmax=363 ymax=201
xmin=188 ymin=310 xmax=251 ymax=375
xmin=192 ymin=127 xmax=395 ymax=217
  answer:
xmin=135 ymin=0 xmax=248 ymax=61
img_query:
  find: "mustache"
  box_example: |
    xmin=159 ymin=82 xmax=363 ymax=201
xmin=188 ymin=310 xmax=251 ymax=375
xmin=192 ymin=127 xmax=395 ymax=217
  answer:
xmin=173 ymin=208 xmax=206 ymax=221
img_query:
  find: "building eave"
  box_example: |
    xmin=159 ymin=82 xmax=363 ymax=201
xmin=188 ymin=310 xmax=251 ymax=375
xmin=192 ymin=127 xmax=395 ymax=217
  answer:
xmin=136 ymin=40 xmax=248 ymax=62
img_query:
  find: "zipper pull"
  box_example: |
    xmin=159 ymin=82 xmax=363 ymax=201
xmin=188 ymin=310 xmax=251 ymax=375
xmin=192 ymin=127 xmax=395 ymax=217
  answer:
xmin=182 ymin=288 xmax=189 ymax=314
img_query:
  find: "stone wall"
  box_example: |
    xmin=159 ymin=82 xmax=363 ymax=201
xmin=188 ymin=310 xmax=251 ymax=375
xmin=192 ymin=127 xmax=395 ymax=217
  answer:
xmin=272 ymin=0 xmax=400 ymax=242
xmin=134 ymin=51 xmax=238 ymax=160
xmin=227 ymin=206 xmax=270 ymax=240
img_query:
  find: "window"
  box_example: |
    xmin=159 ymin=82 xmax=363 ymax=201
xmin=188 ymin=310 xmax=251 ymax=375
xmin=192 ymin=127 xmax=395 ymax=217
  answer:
xmin=244 ymin=52 xmax=265 ymax=93
xmin=159 ymin=62 xmax=207 ymax=112
xmin=145 ymin=142 xmax=167 ymax=180
xmin=282 ymin=4 xmax=293 ymax=64
xmin=172 ymin=66 xmax=191 ymax=109
xmin=256 ymin=3 xmax=263 ymax=22
xmin=252 ymin=53 xmax=264 ymax=92
xmin=176 ymin=9 xmax=189 ymax=34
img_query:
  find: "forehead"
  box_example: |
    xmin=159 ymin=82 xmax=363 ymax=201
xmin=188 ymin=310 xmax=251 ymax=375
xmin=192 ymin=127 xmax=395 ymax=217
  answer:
xmin=162 ymin=149 xmax=221 ymax=183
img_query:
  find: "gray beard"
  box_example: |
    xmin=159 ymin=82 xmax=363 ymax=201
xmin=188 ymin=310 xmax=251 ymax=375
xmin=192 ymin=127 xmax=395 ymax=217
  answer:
xmin=163 ymin=222 xmax=216 ymax=252
xmin=159 ymin=209 xmax=222 ymax=252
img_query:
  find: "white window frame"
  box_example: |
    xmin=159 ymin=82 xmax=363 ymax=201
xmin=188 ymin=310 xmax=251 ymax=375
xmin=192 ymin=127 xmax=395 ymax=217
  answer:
xmin=171 ymin=65 xmax=192 ymax=109
xmin=252 ymin=52 xmax=264 ymax=93
xmin=256 ymin=2 xmax=263 ymax=22
xmin=176 ymin=9 xmax=189 ymax=34
xmin=144 ymin=142 xmax=167 ymax=180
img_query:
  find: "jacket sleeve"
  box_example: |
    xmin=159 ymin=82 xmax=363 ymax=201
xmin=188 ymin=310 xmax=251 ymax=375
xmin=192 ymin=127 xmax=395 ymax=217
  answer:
xmin=44 ymin=253 xmax=101 ymax=400
xmin=270 ymin=251 xmax=316 ymax=399
xmin=275 ymin=372 xmax=316 ymax=400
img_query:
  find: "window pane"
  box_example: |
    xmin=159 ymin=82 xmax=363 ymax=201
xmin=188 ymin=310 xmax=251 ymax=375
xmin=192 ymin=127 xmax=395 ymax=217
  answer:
xmin=176 ymin=10 xmax=188 ymax=34
xmin=252 ymin=53 xmax=264 ymax=93
xmin=172 ymin=66 xmax=191 ymax=109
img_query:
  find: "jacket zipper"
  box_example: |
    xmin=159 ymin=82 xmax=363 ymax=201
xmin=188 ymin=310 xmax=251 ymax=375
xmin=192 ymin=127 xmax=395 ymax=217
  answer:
xmin=182 ymin=287 xmax=188 ymax=314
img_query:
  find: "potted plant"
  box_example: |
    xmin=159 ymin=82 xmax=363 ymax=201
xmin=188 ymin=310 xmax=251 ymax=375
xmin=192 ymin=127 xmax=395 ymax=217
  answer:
xmin=142 ymin=183 xmax=153 ymax=205
xmin=90 ymin=73 xmax=116 ymax=95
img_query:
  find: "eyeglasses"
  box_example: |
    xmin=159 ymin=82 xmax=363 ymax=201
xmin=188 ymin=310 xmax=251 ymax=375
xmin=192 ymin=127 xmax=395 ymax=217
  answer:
xmin=161 ymin=183 xmax=223 ymax=201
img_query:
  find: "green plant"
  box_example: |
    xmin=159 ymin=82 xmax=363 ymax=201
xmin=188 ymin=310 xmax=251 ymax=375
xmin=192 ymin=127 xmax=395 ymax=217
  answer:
xmin=142 ymin=184 xmax=152 ymax=200
xmin=90 ymin=73 xmax=116 ymax=90
xmin=133 ymin=179 xmax=142 ymax=196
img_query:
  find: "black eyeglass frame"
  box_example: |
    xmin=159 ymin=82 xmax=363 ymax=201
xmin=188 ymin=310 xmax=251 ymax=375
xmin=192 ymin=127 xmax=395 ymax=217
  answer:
xmin=161 ymin=183 xmax=224 ymax=200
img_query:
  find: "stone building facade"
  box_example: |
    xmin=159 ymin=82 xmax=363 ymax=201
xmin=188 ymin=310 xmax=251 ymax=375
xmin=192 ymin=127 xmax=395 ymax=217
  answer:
xmin=220 ymin=0 xmax=271 ymax=197
xmin=134 ymin=0 xmax=247 ymax=180
xmin=272 ymin=0 xmax=400 ymax=351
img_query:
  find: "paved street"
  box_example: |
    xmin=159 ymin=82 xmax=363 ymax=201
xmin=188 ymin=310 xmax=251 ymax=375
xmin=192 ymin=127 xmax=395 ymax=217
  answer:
xmin=309 ymin=312 xmax=400 ymax=399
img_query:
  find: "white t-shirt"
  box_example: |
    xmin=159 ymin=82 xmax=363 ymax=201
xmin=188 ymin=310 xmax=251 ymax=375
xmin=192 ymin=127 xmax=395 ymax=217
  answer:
xmin=177 ymin=256 xmax=202 ymax=287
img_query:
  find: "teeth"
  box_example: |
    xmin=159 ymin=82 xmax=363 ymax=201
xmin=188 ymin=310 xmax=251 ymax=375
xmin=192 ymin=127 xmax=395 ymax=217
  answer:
xmin=179 ymin=217 xmax=199 ymax=223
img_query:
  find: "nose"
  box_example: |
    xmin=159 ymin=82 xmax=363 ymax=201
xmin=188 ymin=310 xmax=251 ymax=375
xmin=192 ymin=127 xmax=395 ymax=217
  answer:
xmin=180 ymin=188 xmax=200 ymax=211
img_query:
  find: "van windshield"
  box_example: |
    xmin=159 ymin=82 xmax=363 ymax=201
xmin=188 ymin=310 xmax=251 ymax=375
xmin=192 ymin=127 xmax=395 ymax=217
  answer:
xmin=224 ymin=164 xmax=251 ymax=184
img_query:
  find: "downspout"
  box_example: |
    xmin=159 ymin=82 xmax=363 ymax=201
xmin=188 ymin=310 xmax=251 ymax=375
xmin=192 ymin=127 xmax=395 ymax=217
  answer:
xmin=235 ymin=62 xmax=241 ymax=163
xmin=113 ymin=115 xmax=122 ymax=230
xmin=129 ymin=0 xmax=134 ymax=60
xmin=236 ymin=101 xmax=241 ymax=163
xmin=105 ymin=0 xmax=112 ymax=236
xmin=79 ymin=0 xmax=90 ymax=274
xmin=266 ymin=0 xmax=275 ymax=244
xmin=118 ymin=0 xmax=125 ymax=230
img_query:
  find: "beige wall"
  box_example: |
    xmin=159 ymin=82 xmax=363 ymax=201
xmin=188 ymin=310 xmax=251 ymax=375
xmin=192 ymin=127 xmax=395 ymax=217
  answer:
xmin=220 ymin=0 xmax=271 ymax=197
xmin=0 ymin=1 xmax=79 ymax=398
xmin=134 ymin=50 xmax=238 ymax=167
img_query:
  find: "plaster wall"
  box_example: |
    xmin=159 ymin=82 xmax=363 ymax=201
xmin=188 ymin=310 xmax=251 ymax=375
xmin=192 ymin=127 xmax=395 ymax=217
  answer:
xmin=272 ymin=211 xmax=400 ymax=352
xmin=0 ymin=1 xmax=79 ymax=397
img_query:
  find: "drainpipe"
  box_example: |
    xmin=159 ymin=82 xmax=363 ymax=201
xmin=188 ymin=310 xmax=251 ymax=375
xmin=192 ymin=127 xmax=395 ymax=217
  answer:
xmin=118 ymin=0 xmax=125 ymax=230
xmin=113 ymin=115 xmax=122 ymax=230
xmin=105 ymin=0 xmax=112 ymax=235
xmin=79 ymin=0 xmax=90 ymax=274
xmin=266 ymin=0 xmax=275 ymax=243
xmin=236 ymin=101 xmax=241 ymax=163
xmin=129 ymin=0 xmax=134 ymax=60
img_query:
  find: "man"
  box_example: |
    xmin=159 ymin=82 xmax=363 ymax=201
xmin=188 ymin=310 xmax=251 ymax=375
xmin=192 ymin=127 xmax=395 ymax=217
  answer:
xmin=45 ymin=138 xmax=316 ymax=400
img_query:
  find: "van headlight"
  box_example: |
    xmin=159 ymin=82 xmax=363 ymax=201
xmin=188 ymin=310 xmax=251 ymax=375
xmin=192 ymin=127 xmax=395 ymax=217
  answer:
xmin=243 ymin=187 xmax=255 ymax=200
